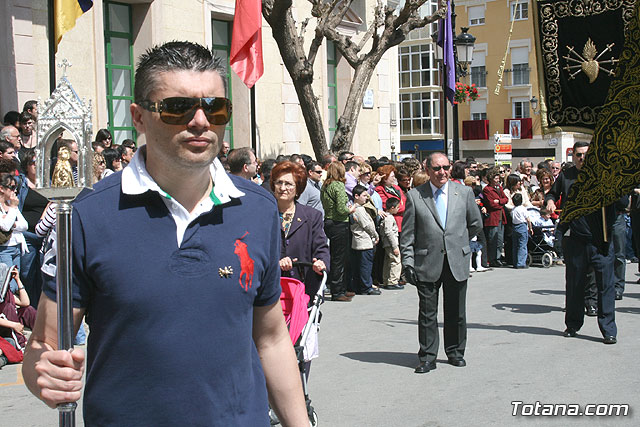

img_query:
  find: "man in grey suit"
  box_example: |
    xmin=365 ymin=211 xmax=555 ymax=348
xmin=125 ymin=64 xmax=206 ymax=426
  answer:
xmin=400 ymin=152 xmax=482 ymax=374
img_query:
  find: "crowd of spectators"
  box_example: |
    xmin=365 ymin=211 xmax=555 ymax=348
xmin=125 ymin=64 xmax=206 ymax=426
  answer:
xmin=219 ymin=147 xmax=640 ymax=306
xmin=0 ymin=105 xmax=138 ymax=368
xmin=1 ymin=95 xmax=638 ymax=364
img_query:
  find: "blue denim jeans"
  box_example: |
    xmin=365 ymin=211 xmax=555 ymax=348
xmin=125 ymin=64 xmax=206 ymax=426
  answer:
xmin=352 ymin=248 xmax=375 ymax=293
xmin=0 ymin=244 xmax=21 ymax=292
xmin=512 ymin=223 xmax=528 ymax=268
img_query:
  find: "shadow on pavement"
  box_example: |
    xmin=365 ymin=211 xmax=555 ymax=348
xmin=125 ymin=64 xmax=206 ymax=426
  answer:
xmin=493 ymin=303 xmax=563 ymax=314
xmin=616 ymin=306 xmax=640 ymax=314
xmin=340 ymin=351 xmax=417 ymax=368
xmin=466 ymin=323 xmax=603 ymax=342
xmin=530 ymin=289 xmax=564 ymax=296
xmin=619 ymin=292 xmax=639 ymax=299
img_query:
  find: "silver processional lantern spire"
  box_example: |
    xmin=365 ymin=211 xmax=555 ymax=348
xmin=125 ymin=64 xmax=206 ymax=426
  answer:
xmin=35 ymin=59 xmax=94 ymax=427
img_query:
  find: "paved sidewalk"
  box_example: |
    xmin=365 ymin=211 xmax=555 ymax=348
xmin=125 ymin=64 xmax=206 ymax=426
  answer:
xmin=2 ymin=264 xmax=639 ymax=425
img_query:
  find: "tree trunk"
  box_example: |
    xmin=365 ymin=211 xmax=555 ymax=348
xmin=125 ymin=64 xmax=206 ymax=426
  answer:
xmin=331 ymin=57 xmax=379 ymax=153
xmin=263 ymin=3 xmax=330 ymax=160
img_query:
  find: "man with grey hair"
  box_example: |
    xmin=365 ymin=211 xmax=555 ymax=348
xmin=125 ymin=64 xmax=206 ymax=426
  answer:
xmin=401 ymin=152 xmax=482 ymax=373
xmin=23 ymin=41 xmax=307 ymax=426
xmin=0 ymin=125 xmax=22 ymax=150
xmin=518 ymin=159 xmax=539 ymax=190
xmin=551 ymin=160 xmax=562 ymax=179
xmin=227 ymin=147 xmax=258 ymax=180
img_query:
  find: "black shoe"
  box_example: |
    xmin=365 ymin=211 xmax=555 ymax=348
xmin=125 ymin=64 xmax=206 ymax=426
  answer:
xmin=563 ymin=328 xmax=577 ymax=337
xmin=615 ymin=293 xmax=623 ymax=301
xmin=414 ymin=361 xmax=437 ymax=374
xmin=383 ymin=284 xmax=403 ymax=290
xmin=357 ymin=288 xmax=381 ymax=295
xmin=585 ymin=305 xmax=597 ymax=316
xmin=603 ymin=336 xmax=617 ymax=345
xmin=447 ymin=357 xmax=466 ymax=367
xmin=332 ymin=294 xmax=352 ymax=302
xmin=489 ymin=261 xmax=502 ymax=268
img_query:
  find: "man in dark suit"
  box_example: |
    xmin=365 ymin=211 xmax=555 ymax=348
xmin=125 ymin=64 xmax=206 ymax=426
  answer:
xmin=400 ymin=152 xmax=482 ymax=374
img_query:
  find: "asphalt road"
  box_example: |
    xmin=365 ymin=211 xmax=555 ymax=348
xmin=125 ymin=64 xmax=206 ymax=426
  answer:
xmin=2 ymin=263 xmax=639 ymax=426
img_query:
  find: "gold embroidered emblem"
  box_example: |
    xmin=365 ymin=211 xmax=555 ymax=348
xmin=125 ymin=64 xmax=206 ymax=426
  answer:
xmin=218 ymin=266 xmax=233 ymax=278
xmin=563 ymin=38 xmax=618 ymax=83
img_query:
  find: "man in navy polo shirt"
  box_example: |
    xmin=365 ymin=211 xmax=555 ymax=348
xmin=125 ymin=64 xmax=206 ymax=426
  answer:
xmin=23 ymin=41 xmax=308 ymax=426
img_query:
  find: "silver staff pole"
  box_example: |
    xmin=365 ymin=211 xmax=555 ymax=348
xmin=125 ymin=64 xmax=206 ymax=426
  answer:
xmin=56 ymin=200 xmax=77 ymax=426
xmin=35 ymin=59 xmax=94 ymax=427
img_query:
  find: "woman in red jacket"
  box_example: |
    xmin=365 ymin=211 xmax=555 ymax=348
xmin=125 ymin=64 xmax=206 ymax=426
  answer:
xmin=482 ymin=167 xmax=508 ymax=267
xmin=375 ymin=165 xmax=407 ymax=232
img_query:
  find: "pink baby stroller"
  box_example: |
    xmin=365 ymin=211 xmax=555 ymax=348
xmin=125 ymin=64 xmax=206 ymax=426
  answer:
xmin=270 ymin=262 xmax=327 ymax=426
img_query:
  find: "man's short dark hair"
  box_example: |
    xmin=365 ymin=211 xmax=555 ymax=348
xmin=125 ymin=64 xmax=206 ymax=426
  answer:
xmin=275 ymin=154 xmax=290 ymax=163
xmin=344 ymin=161 xmax=358 ymax=172
xmin=260 ymin=158 xmax=277 ymax=181
xmin=385 ymin=197 xmax=400 ymax=211
xmin=573 ymin=141 xmax=590 ymax=151
xmin=92 ymin=140 xmax=105 ymax=151
xmin=338 ymin=151 xmax=354 ymax=162
xmin=134 ymin=41 xmax=227 ymax=103
xmin=121 ymin=139 xmax=137 ymax=150
xmin=3 ymin=111 xmax=20 ymax=126
xmin=306 ymin=161 xmax=321 ymax=172
xmin=300 ymin=154 xmax=313 ymax=168
xmin=352 ymin=184 xmax=367 ymax=197
xmin=227 ymin=148 xmax=255 ymax=174
xmin=117 ymin=145 xmax=131 ymax=158
xmin=19 ymin=111 xmax=35 ymax=124
xmin=0 ymin=141 xmax=14 ymax=154
xmin=289 ymin=154 xmax=302 ymax=164
xmin=23 ymin=100 xmax=37 ymax=112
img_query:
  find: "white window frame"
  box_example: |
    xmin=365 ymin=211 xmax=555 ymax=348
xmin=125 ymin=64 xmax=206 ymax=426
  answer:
xmin=468 ymin=5 xmax=485 ymax=26
xmin=510 ymin=1 xmax=529 ymax=21
xmin=399 ymin=92 xmax=441 ymax=136
xmin=399 ymin=44 xmax=438 ymax=89
xmin=470 ymin=99 xmax=487 ymax=121
xmin=512 ymin=98 xmax=530 ymax=119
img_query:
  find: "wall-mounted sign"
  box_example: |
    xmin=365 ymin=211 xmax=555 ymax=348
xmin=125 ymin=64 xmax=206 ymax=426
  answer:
xmin=362 ymin=89 xmax=374 ymax=109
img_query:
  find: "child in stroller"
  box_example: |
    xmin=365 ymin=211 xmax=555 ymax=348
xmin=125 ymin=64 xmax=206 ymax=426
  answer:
xmin=526 ymin=208 xmax=558 ymax=268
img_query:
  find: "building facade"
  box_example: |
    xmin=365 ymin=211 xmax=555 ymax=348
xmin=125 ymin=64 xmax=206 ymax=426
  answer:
xmin=0 ymin=0 xmax=400 ymax=160
xmin=454 ymin=0 xmax=591 ymax=166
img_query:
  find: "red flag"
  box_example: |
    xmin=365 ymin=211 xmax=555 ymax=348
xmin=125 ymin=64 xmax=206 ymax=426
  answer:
xmin=230 ymin=0 xmax=264 ymax=88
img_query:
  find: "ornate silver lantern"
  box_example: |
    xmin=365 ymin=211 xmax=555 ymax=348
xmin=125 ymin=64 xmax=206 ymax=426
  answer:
xmin=34 ymin=60 xmax=93 ymax=427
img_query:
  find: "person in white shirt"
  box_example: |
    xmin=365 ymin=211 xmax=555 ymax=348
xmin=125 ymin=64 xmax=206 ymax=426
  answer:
xmin=511 ymin=193 xmax=532 ymax=269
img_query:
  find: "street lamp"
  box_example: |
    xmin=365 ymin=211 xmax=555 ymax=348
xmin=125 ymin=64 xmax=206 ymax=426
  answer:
xmin=455 ymin=27 xmax=476 ymax=74
xmin=451 ymin=20 xmax=476 ymax=161
xmin=530 ymin=95 xmax=540 ymax=114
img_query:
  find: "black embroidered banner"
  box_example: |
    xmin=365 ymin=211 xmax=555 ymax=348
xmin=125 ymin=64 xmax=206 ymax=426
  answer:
xmin=533 ymin=0 xmax=636 ymax=134
xmin=561 ymin=0 xmax=640 ymax=223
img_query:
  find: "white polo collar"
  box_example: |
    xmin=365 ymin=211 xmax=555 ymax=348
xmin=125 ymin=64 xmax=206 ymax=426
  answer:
xmin=121 ymin=146 xmax=244 ymax=204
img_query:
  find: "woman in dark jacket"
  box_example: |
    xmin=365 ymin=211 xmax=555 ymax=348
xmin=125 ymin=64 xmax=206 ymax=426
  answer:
xmin=271 ymin=162 xmax=329 ymax=298
xmin=482 ymin=167 xmax=508 ymax=267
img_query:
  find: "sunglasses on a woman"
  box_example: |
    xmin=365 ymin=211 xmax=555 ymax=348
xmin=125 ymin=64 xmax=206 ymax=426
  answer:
xmin=138 ymin=97 xmax=232 ymax=125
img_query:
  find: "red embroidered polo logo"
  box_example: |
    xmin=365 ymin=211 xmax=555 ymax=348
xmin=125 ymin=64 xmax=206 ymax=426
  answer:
xmin=234 ymin=231 xmax=255 ymax=291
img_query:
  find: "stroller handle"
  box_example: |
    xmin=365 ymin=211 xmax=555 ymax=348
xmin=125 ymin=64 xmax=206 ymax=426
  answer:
xmin=291 ymin=261 xmax=328 ymax=297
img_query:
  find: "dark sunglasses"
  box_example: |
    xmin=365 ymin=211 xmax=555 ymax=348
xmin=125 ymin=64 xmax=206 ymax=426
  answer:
xmin=3 ymin=185 xmax=17 ymax=192
xmin=430 ymin=165 xmax=451 ymax=172
xmin=574 ymin=152 xmax=586 ymax=158
xmin=138 ymin=97 xmax=232 ymax=125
